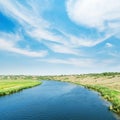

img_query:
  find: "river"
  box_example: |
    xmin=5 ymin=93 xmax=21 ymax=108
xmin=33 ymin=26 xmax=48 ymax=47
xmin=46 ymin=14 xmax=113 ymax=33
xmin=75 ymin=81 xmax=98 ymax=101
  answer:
xmin=0 ymin=80 xmax=119 ymax=120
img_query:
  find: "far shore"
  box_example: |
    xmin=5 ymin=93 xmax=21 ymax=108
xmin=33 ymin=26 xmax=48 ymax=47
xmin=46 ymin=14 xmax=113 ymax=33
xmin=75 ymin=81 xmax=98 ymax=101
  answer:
xmin=41 ymin=72 xmax=120 ymax=115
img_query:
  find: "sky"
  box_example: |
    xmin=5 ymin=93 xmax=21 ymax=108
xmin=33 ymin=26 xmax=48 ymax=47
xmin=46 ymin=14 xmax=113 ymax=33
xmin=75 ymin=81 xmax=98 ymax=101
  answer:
xmin=0 ymin=0 xmax=120 ymax=75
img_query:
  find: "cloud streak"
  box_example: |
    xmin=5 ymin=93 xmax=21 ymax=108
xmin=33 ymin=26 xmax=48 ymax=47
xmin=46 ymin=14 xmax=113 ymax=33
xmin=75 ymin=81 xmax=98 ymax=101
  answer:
xmin=0 ymin=32 xmax=47 ymax=57
xmin=39 ymin=58 xmax=95 ymax=67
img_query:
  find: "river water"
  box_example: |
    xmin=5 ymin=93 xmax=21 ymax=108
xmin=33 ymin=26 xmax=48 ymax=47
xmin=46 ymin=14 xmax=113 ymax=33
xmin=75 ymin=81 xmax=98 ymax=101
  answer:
xmin=0 ymin=80 xmax=119 ymax=120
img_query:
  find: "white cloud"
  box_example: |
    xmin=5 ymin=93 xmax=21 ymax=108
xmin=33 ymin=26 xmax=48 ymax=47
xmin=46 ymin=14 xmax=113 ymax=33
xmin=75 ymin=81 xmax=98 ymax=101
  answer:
xmin=0 ymin=39 xmax=47 ymax=57
xmin=68 ymin=33 xmax=113 ymax=47
xmin=10 ymin=48 xmax=47 ymax=57
xmin=27 ymin=28 xmax=68 ymax=45
xmin=105 ymin=42 xmax=113 ymax=48
xmin=0 ymin=0 xmax=49 ymax=28
xmin=66 ymin=0 xmax=120 ymax=32
xmin=39 ymin=58 xmax=95 ymax=67
xmin=0 ymin=33 xmax=47 ymax=57
xmin=45 ymin=43 xmax=80 ymax=55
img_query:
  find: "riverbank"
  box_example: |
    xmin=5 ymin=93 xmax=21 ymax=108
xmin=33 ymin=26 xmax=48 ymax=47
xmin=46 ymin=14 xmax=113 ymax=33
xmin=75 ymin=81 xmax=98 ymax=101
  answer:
xmin=47 ymin=72 xmax=120 ymax=115
xmin=0 ymin=80 xmax=41 ymax=96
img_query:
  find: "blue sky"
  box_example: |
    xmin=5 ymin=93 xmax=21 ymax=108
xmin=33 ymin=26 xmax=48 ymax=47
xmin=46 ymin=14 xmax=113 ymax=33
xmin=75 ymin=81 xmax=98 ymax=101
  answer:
xmin=0 ymin=0 xmax=120 ymax=75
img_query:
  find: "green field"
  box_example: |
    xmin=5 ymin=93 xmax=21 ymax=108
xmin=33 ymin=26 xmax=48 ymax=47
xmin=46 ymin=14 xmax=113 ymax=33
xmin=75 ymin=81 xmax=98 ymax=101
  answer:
xmin=0 ymin=79 xmax=41 ymax=96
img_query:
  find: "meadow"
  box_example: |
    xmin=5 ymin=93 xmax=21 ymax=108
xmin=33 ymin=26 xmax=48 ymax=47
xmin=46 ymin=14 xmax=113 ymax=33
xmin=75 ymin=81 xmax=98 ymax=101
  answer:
xmin=0 ymin=77 xmax=41 ymax=96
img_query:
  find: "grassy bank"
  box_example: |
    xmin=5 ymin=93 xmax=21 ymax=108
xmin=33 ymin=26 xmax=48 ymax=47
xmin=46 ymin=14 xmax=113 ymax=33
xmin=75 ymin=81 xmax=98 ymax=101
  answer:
xmin=47 ymin=72 xmax=120 ymax=115
xmin=0 ymin=80 xmax=41 ymax=96
xmin=84 ymin=85 xmax=120 ymax=114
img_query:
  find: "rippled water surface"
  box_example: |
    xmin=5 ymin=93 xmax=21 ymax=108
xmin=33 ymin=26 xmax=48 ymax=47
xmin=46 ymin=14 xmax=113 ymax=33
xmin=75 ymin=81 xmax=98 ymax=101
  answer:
xmin=0 ymin=80 xmax=118 ymax=120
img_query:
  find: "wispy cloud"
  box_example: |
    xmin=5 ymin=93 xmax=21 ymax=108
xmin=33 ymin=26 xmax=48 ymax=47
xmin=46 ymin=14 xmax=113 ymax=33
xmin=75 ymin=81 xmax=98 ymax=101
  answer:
xmin=0 ymin=0 xmax=49 ymax=27
xmin=105 ymin=43 xmax=113 ymax=48
xmin=39 ymin=57 xmax=120 ymax=70
xmin=0 ymin=32 xmax=47 ymax=57
xmin=68 ymin=33 xmax=113 ymax=47
xmin=39 ymin=58 xmax=95 ymax=67
xmin=45 ymin=42 xmax=80 ymax=55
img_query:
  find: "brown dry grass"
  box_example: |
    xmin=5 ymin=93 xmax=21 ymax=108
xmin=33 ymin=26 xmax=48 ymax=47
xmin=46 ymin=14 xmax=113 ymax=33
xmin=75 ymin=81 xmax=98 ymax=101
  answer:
xmin=52 ymin=74 xmax=120 ymax=91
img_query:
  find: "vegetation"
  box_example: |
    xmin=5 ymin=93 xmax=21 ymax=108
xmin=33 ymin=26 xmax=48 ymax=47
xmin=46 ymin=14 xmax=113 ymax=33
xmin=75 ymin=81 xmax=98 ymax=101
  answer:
xmin=84 ymin=85 xmax=120 ymax=114
xmin=0 ymin=79 xmax=41 ymax=96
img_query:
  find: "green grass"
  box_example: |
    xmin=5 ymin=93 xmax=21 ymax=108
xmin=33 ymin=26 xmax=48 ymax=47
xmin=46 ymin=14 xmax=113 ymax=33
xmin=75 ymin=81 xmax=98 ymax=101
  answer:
xmin=76 ymin=83 xmax=120 ymax=115
xmin=66 ymin=81 xmax=120 ymax=115
xmin=0 ymin=80 xmax=41 ymax=96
